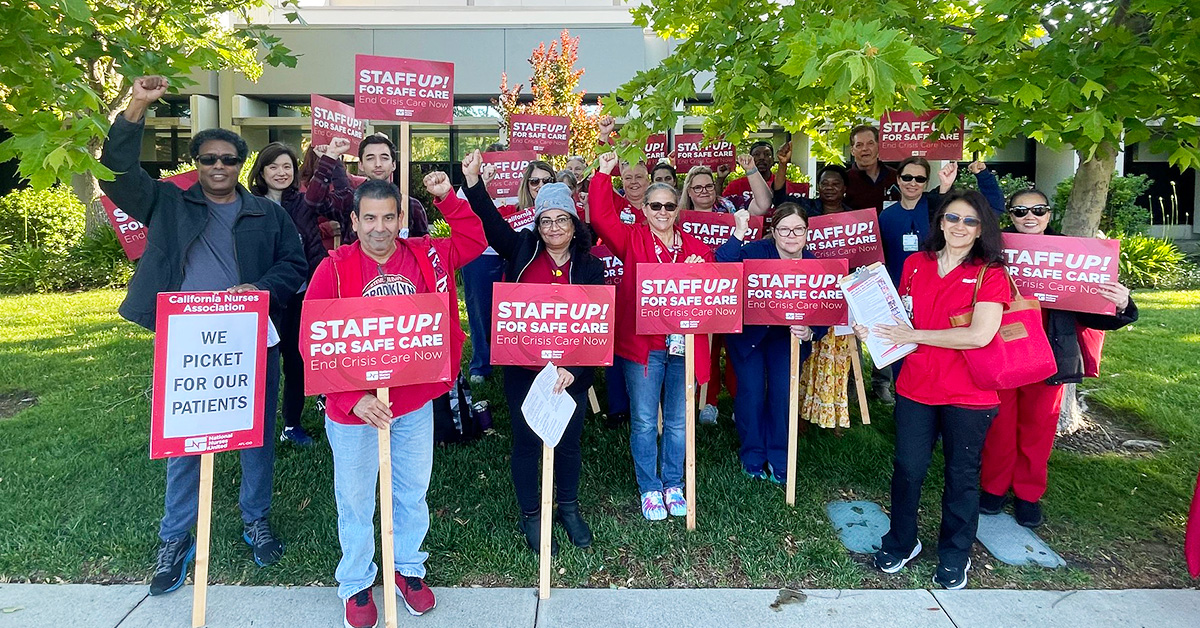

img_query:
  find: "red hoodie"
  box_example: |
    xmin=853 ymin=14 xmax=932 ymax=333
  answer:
xmin=305 ymin=193 xmax=486 ymax=424
xmin=588 ymin=172 xmax=712 ymax=384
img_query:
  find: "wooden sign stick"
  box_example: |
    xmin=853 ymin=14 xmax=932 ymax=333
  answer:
xmin=399 ymin=122 xmax=411 ymax=213
xmin=377 ymin=387 xmax=399 ymax=628
xmin=538 ymin=444 xmax=555 ymax=599
xmin=685 ymin=334 xmax=697 ymax=530
xmin=191 ymin=452 xmax=215 ymax=628
xmin=785 ymin=335 xmax=801 ymax=506
xmin=849 ymin=342 xmax=871 ymax=425
xmin=587 ymin=387 xmax=601 ymax=415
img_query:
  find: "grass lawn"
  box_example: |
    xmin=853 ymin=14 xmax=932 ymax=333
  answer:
xmin=0 ymin=288 xmax=1197 ymax=589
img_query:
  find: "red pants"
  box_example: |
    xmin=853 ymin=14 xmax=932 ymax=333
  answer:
xmin=980 ymin=381 xmax=1065 ymax=502
xmin=706 ymin=334 xmax=737 ymax=406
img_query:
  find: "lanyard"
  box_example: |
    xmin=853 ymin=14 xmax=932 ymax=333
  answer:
xmin=653 ymin=232 xmax=681 ymax=263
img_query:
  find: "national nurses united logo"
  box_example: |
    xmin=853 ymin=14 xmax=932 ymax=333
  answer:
xmin=363 ymin=274 xmax=416 ymax=297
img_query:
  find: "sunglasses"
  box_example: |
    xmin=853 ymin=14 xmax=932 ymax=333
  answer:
xmin=943 ymin=212 xmax=981 ymax=227
xmin=528 ymin=176 xmax=555 ymax=187
xmin=1009 ymin=204 xmax=1051 ymax=217
xmin=645 ymin=202 xmax=679 ymax=212
xmin=196 ymin=154 xmax=242 ymax=166
xmin=898 ymin=174 xmax=928 ymax=183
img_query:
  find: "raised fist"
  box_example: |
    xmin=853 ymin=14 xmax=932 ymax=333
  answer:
xmin=938 ymin=161 xmax=959 ymax=189
xmin=461 ymin=149 xmax=482 ymax=178
xmin=481 ymin=163 xmax=497 ymax=186
xmin=716 ymin=164 xmax=731 ymax=179
xmin=327 ymin=137 xmax=352 ymax=158
xmin=423 ymin=170 xmax=452 ymax=200
xmin=776 ymin=141 xmax=793 ymax=165
xmin=597 ymin=151 xmax=619 ymax=175
xmin=736 ymin=153 xmax=755 ymax=173
xmin=131 ymin=76 xmax=169 ymax=104
xmin=733 ymin=209 xmax=751 ymax=234
xmin=967 ymin=160 xmax=987 ymax=175
xmin=598 ymin=115 xmax=616 ymax=140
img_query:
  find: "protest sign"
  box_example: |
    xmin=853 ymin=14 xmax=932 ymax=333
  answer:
xmin=300 ymin=293 xmax=453 ymax=394
xmin=483 ymin=150 xmax=537 ymax=199
xmin=310 ymin=94 xmax=366 ymax=155
xmin=502 ymin=207 xmax=536 ymax=231
xmin=101 ymin=170 xmax=198 ymax=260
xmin=635 ymin=263 xmax=744 ymax=335
xmin=150 ymin=291 xmax=268 ymax=459
xmin=743 ymin=258 xmax=849 ymax=326
xmin=591 ymin=244 xmax=625 ymax=285
xmin=509 ymin=114 xmax=571 ymax=155
xmin=879 ymin=110 xmax=965 ymax=161
xmin=1001 ymin=232 xmax=1121 ymax=315
xmin=354 ymin=54 xmax=455 ymax=124
xmin=806 ymin=208 xmax=885 ymax=269
xmin=674 ymin=133 xmax=736 ymax=171
xmin=491 ymin=283 xmax=616 ymax=367
xmin=644 ymin=133 xmax=668 ymax=162
xmin=679 ymin=210 xmax=765 ymax=252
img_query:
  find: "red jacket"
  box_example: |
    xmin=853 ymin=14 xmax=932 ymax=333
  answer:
xmin=305 ymin=193 xmax=486 ymax=424
xmin=588 ymin=172 xmax=712 ymax=383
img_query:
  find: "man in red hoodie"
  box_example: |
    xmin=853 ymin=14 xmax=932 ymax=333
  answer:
xmin=304 ymin=174 xmax=485 ymax=627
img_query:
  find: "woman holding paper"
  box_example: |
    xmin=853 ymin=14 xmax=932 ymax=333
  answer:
xmin=979 ymin=189 xmax=1138 ymax=528
xmin=589 ymin=151 xmax=714 ymax=522
xmin=461 ymin=150 xmax=604 ymax=554
xmin=715 ymin=204 xmax=825 ymax=482
xmin=853 ymin=190 xmax=1008 ymax=590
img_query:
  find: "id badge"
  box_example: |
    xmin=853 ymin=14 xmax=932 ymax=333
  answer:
xmin=667 ymin=334 xmax=686 ymax=356
xmin=902 ymin=233 xmax=919 ymax=252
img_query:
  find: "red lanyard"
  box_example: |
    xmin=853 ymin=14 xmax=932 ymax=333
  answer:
xmin=653 ymin=232 xmax=681 ymax=263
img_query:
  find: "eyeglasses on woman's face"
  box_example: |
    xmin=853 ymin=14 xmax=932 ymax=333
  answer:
xmin=774 ymin=226 xmax=807 ymax=238
xmin=689 ymin=183 xmax=716 ymax=193
xmin=538 ymin=215 xmax=572 ymax=230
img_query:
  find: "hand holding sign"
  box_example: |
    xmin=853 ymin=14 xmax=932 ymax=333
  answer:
xmin=553 ymin=367 xmax=574 ymax=394
xmin=353 ymin=393 xmax=394 ymax=429
xmin=1098 ymin=281 xmax=1131 ymax=311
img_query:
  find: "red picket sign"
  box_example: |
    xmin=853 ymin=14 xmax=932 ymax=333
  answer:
xmin=635 ymin=263 xmax=744 ymax=335
xmin=101 ymin=170 xmax=198 ymax=260
xmin=678 ymin=210 xmax=765 ymax=252
xmin=805 ymin=208 xmax=885 ymax=270
xmin=674 ymin=133 xmax=736 ymax=171
xmin=879 ymin=110 xmax=965 ymax=161
xmin=310 ymin=94 xmax=366 ymax=155
xmin=300 ymin=293 xmax=453 ymax=395
xmin=591 ymin=244 xmax=625 ymax=285
xmin=354 ymin=54 xmax=455 ymax=124
xmin=502 ymin=207 xmax=536 ymax=232
xmin=509 ymin=114 xmax=571 ymax=155
xmin=490 ymin=283 xmax=616 ymax=367
xmin=483 ymin=150 xmax=537 ymax=199
xmin=1001 ymin=232 xmax=1122 ymax=315
xmin=150 ymin=291 xmax=269 ymax=459
xmin=743 ymin=259 xmax=849 ymax=326
xmin=644 ymin=134 xmax=669 ymax=162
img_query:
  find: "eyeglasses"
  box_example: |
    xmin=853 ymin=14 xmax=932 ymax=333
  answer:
xmin=774 ymin=226 xmax=807 ymax=238
xmin=645 ymin=202 xmax=679 ymax=212
xmin=538 ymin=216 xmax=572 ymax=229
xmin=196 ymin=154 xmax=242 ymax=166
xmin=943 ymin=212 xmax=981 ymax=227
xmin=898 ymin=174 xmax=928 ymax=183
xmin=528 ymin=176 xmax=555 ymax=187
xmin=689 ymin=183 xmax=716 ymax=193
xmin=1009 ymin=204 xmax=1051 ymax=217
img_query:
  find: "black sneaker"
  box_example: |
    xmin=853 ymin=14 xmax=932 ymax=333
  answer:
xmin=979 ymin=491 xmax=1008 ymax=515
xmin=243 ymin=517 xmax=285 ymax=567
xmin=873 ymin=540 xmax=922 ymax=574
xmin=280 ymin=425 xmax=315 ymax=447
xmin=555 ymin=501 xmax=593 ymax=549
xmin=149 ymin=534 xmax=196 ymax=596
xmin=933 ymin=558 xmax=971 ymax=590
xmin=518 ymin=511 xmax=559 ymax=556
xmin=1013 ymin=498 xmax=1044 ymax=528
xmin=603 ymin=411 xmax=630 ymax=430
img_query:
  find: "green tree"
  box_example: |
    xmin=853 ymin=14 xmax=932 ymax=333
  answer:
xmin=0 ymin=0 xmax=299 ymax=229
xmin=607 ymin=0 xmax=1200 ymax=237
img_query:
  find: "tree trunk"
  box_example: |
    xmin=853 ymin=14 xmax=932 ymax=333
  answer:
xmin=1057 ymin=383 xmax=1087 ymax=435
xmin=72 ymin=137 xmax=108 ymax=234
xmin=1060 ymin=143 xmax=1117 ymax=237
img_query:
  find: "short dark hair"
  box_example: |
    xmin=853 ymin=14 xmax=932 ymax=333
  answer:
xmin=651 ymin=162 xmax=676 ymax=180
xmin=896 ymin=156 xmax=932 ymax=178
xmin=849 ymin=125 xmax=879 ymax=144
xmin=248 ymin=142 xmax=299 ymax=196
xmin=771 ymin=202 xmax=809 ymax=237
xmin=749 ymin=140 xmax=774 ymax=154
xmin=816 ymin=163 xmax=849 ymax=187
xmin=190 ymin=128 xmax=248 ymax=161
xmin=358 ymin=133 xmax=397 ymax=161
xmin=924 ymin=190 xmax=1005 ymax=266
xmin=485 ymin=142 xmax=507 ymax=153
xmin=352 ymin=178 xmax=402 ymax=216
xmin=1007 ymin=187 xmax=1050 ymax=209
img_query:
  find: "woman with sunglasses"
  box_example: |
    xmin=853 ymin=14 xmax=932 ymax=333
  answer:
xmin=460 ymin=149 xmax=604 ymax=554
xmin=589 ymin=151 xmax=714 ymax=521
xmin=715 ymin=204 xmax=826 ymax=482
xmin=979 ymin=189 xmax=1138 ymax=528
xmin=854 ymin=190 xmax=1009 ymax=590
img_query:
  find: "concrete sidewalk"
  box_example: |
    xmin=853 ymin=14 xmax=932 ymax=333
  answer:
xmin=1 ymin=584 xmax=1198 ymax=627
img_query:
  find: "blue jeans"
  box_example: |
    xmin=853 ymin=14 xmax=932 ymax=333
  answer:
xmin=325 ymin=401 xmax=433 ymax=599
xmin=461 ymin=254 xmax=505 ymax=377
xmin=623 ymin=350 xmax=686 ymax=494
xmin=159 ymin=346 xmax=280 ymax=542
xmin=727 ymin=327 xmax=791 ymax=473
xmin=605 ymin=355 xmax=630 ymax=415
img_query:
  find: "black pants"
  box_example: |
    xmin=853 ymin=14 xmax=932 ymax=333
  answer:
xmin=881 ymin=395 xmax=997 ymax=569
xmin=504 ymin=366 xmax=587 ymax=514
xmin=279 ymin=291 xmax=307 ymax=429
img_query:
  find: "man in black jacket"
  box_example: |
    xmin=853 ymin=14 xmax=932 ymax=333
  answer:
xmin=99 ymin=76 xmax=306 ymax=596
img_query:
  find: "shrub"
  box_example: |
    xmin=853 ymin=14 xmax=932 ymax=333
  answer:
xmin=0 ymin=186 xmax=86 ymax=254
xmin=428 ymin=219 xmax=451 ymax=239
xmin=1118 ymin=233 xmax=1186 ymax=288
xmin=1054 ymin=174 xmax=1152 ymax=236
xmin=60 ymin=229 xmax=135 ymax=290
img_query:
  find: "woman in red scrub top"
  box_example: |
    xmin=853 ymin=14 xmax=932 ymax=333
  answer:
xmin=853 ymin=189 xmax=1009 ymax=591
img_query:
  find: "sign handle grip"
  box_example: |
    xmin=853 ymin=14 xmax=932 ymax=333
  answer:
xmin=786 ymin=335 xmax=801 ymax=506
xmin=850 ymin=341 xmax=871 ymax=425
xmin=539 ymin=444 xmax=554 ymax=599
xmin=377 ymin=387 xmax=399 ymax=628
xmin=685 ymin=334 xmax=697 ymax=530
xmin=191 ymin=452 xmax=215 ymax=628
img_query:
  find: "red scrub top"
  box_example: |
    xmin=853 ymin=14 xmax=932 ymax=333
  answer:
xmin=895 ymin=252 xmax=1011 ymax=408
